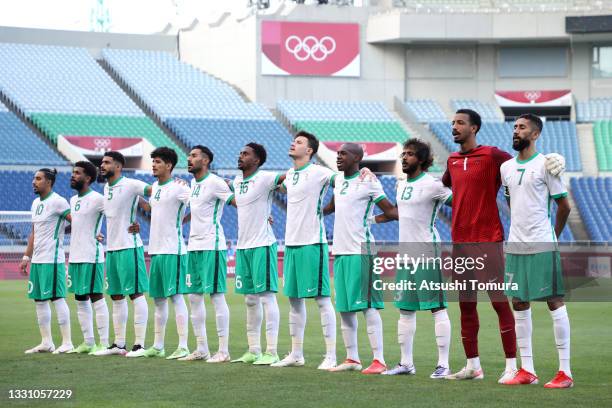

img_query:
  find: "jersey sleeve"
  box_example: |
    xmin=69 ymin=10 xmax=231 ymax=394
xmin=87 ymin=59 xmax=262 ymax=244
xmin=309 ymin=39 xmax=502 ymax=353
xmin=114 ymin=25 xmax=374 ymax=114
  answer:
xmin=442 ymin=166 xmax=451 ymax=187
xmin=56 ymin=197 xmax=71 ymax=219
xmin=215 ymin=177 xmax=235 ymax=204
xmin=545 ymin=167 xmax=568 ymax=199
xmin=500 ymin=162 xmax=511 ymax=197
xmin=433 ymin=179 xmax=452 ymax=203
xmin=131 ymin=179 xmax=150 ymax=198
xmin=176 ymin=183 xmax=191 ymax=204
xmin=492 ymin=147 xmax=513 ymax=169
xmin=94 ymin=193 xmax=105 ymax=214
xmin=320 ymin=166 xmax=336 ymax=186
xmin=369 ymin=180 xmax=386 ymax=203
xmin=268 ymin=172 xmax=281 ymax=191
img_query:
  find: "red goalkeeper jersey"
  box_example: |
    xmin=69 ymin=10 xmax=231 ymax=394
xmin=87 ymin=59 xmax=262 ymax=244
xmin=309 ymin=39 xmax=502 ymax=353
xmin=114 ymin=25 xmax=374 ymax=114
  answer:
xmin=442 ymin=145 xmax=512 ymax=243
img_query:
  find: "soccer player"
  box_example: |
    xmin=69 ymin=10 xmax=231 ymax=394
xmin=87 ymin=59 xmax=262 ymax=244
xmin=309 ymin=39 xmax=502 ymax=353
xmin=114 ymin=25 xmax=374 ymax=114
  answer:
xmin=374 ymin=139 xmax=453 ymax=378
xmin=94 ymin=151 xmax=150 ymax=357
xmin=324 ymin=143 xmax=396 ymax=374
xmin=500 ymin=114 xmax=573 ymax=388
xmin=229 ymin=143 xmax=285 ymax=366
xmin=128 ymin=147 xmax=191 ymax=360
xmin=443 ymin=109 xmax=566 ymax=382
xmin=181 ymin=145 xmax=233 ymax=362
xmin=271 ymin=131 xmax=337 ymax=369
xmin=66 ymin=161 xmax=109 ymax=355
xmin=20 ymin=168 xmax=73 ymax=354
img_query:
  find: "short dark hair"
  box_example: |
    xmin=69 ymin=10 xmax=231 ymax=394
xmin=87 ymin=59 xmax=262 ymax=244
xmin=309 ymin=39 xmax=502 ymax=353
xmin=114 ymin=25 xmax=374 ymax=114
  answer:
xmin=75 ymin=161 xmax=97 ymax=183
xmin=38 ymin=168 xmax=58 ymax=186
xmin=517 ymin=113 xmax=543 ymax=133
xmin=403 ymin=138 xmax=434 ymax=171
xmin=246 ymin=142 xmax=267 ymax=167
xmin=191 ymin=145 xmax=214 ymax=164
xmin=456 ymin=108 xmax=482 ymax=134
xmin=151 ymin=146 xmax=178 ymax=171
xmin=103 ymin=151 xmax=125 ymax=166
xmin=295 ymin=131 xmax=319 ymax=159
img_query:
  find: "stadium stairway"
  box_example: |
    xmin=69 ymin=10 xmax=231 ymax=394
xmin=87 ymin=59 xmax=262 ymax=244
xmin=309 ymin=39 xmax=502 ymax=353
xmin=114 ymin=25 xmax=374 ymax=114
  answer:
xmin=577 ymin=123 xmax=598 ymax=176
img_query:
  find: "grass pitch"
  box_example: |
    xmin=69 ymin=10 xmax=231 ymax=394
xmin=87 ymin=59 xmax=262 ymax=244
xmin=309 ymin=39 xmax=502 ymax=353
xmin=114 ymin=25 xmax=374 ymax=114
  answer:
xmin=1 ymin=280 xmax=611 ymax=407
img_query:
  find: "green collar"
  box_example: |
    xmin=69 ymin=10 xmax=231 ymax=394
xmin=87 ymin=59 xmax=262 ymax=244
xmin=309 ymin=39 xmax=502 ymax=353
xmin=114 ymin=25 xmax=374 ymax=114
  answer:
xmin=78 ymin=189 xmax=92 ymax=198
xmin=294 ymin=162 xmax=311 ymax=172
xmin=516 ymin=151 xmax=539 ymax=164
xmin=109 ymin=176 xmax=123 ymax=187
xmin=344 ymin=171 xmax=360 ymax=180
xmin=158 ymin=178 xmax=173 ymax=186
xmin=195 ymin=172 xmax=210 ymax=183
xmin=407 ymin=172 xmax=426 ymax=183
xmin=40 ymin=191 xmax=53 ymax=201
xmin=243 ymin=169 xmax=259 ymax=182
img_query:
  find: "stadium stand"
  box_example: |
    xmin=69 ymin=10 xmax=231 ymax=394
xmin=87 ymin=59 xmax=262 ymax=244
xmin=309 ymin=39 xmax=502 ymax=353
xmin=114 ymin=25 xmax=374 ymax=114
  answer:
xmin=0 ymin=101 xmax=66 ymax=166
xmin=570 ymin=177 xmax=611 ymax=242
xmin=277 ymin=100 xmax=409 ymax=143
xmin=451 ymin=99 xmax=503 ymax=122
xmin=0 ymin=43 xmax=187 ymax=168
xmin=576 ymin=98 xmax=612 ymax=123
xmin=429 ymin=121 xmax=582 ymax=171
xmin=592 ymin=121 xmax=612 ymax=171
xmin=101 ymin=49 xmax=293 ymax=170
xmin=404 ymin=99 xmax=447 ymax=123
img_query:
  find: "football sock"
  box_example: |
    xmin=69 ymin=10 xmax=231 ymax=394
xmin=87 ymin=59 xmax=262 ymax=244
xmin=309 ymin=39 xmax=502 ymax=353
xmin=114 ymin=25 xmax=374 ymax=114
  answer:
xmin=112 ymin=298 xmax=128 ymax=348
xmin=133 ymin=296 xmax=148 ymax=347
xmin=245 ymin=294 xmax=262 ymax=354
xmin=432 ymin=309 xmax=451 ymax=368
xmin=340 ymin=312 xmax=359 ymax=362
xmin=550 ymin=305 xmax=571 ymax=377
xmin=53 ymin=298 xmax=72 ymax=346
xmin=514 ymin=308 xmax=534 ymax=373
xmin=171 ymin=294 xmax=189 ymax=350
xmin=398 ymin=310 xmax=416 ymax=367
xmin=467 ymin=356 xmax=481 ymax=371
xmin=459 ymin=300 xmax=479 ymax=358
xmin=260 ymin=292 xmax=279 ymax=355
xmin=93 ymin=298 xmax=109 ymax=347
xmin=492 ymin=300 xmax=517 ymax=359
xmin=76 ymin=300 xmax=95 ymax=346
xmin=153 ymin=298 xmax=168 ymax=350
xmin=316 ymin=296 xmax=336 ymax=359
xmin=364 ymin=308 xmax=384 ymax=364
xmin=288 ymin=297 xmax=306 ymax=359
xmin=211 ymin=293 xmax=230 ymax=354
xmin=35 ymin=300 xmax=52 ymax=346
xmin=189 ymin=294 xmax=208 ymax=354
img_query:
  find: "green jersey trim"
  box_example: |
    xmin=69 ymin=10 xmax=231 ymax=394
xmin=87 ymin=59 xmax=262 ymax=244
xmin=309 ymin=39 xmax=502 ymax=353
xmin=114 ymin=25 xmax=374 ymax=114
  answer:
xmin=243 ymin=170 xmax=259 ymax=182
xmin=78 ymin=189 xmax=92 ymax=198
xmin=373 ymin=195 xmax=386 ymax=204
xmin=158 ymin=178 xmax=172 ymax=186
xmin=176 ymin=202 xmax=185 ymax=254
xmin=516 ymin=152 xmax=540 ymax=164
xmin=195 ymin=172 xmax=210 ymax=183
xmin=109 ymin=176 xmax=124 ymax=187
xmin=407 ymin=172 xmax=426 ymax=183
xmin=551 ymin=192 xmax=568 ymax=199
xmin=345 ymin=171 xmax=359 ymax=180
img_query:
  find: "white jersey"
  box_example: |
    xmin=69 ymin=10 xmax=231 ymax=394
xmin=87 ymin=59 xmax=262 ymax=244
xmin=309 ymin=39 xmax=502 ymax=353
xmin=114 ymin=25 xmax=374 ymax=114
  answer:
xmin=148 ymin=179 xmax=190 ymax=255
xmin=188 ymin=173 xmax=234 ymax=252
xmin=501 ymin=152 xmax=568 ymax=254
xmin=68 ymin=190 xmax=105 ymax=263
xmin=233 ymin=170 xmax=280 ymax=250
xmin=31 ymin=192 xmax=70 ymax=264
xmin=283 ymin=163 xmax=335 ymax=246
xmin=332 ymin=172 xmax=386 ymax=255
xmin=103 ymin=176 xmax=149 ymax=251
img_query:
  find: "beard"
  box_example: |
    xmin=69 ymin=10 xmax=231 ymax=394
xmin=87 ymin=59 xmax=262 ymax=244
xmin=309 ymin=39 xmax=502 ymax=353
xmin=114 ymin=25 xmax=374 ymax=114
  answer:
xmin=102 ymin=169 xmax=114 ymax=179
xmin=71 ymin=180 xmax=85 ymax=191
xmin=512 ymin=137 xmax=530 ymax=152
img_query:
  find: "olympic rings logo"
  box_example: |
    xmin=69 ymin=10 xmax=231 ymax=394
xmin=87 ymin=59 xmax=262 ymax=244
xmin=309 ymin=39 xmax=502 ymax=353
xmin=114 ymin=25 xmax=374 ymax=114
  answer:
xmin=285 ymin=35 xmax=336 ymax=62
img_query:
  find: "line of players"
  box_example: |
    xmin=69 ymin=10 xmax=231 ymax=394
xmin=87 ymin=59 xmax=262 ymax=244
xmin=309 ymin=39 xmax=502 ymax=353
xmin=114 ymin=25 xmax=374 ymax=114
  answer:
xmin=19 ymin=109 xmax=573 ymax=388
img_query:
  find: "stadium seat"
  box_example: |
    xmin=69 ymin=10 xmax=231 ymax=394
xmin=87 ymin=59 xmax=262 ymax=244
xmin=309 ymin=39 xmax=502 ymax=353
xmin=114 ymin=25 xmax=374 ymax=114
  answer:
xmin=404 ymin=99 xmax=447 ymax=123
xmin=451 ymin=99 xmax=503 ymax=122
xmin=570 ymin=177 xmax=611 ymax=242
xmin=592 ymin=121 xmax=612 ymax=171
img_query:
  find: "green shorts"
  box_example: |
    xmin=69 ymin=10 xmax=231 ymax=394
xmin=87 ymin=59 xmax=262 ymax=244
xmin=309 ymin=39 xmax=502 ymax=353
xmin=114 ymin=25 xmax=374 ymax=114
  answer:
xmin=504 ymin=251 xmax=564 ymax=301
xmin=68 ymin=262 xmax=104 ymax=295
xmin=394 ymin=263 xmax=447 ymax=311
xmin=186 ymin=250 xmax=227 ymax=294
xmin=333 ymin=254 xmax=383 ymax=313
xmin=149 ymin=254 xmax=188 ymax=298
xmin=106 ymin=247 xmax=148 ymax=296
xmin=283 ymin=244 xmax=330 ymax=298
xmin=235 ymin=244 xmax=278 ymax=294
xmin=28 ymin=263 xmax=66 ymax=300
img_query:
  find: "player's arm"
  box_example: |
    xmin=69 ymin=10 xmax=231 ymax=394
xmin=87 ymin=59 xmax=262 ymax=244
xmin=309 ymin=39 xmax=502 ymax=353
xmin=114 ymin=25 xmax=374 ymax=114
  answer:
xmin=19 ymin=227 xmax=34 ymax=275
xmin=138 ymin=197 xmax=151 ymax=213
xmin=553 ymin=196 xmax=571 ymax=238
xmin=441 ymin=168 xmax=451 ymax=187
xmin=374 ymin=197 xmax=397 ymax=221
xmin=143 ymin=185 xmax=152 ymax=197
xmin=323 ymin=195 xmax=335 ymax=215
xmin=373 ymin=203 xmax=398 ymax=223
xmin=182 ymin=212 xmax=191 ymax=225
xmin=274 ymin=173 xmax=286 ymax=187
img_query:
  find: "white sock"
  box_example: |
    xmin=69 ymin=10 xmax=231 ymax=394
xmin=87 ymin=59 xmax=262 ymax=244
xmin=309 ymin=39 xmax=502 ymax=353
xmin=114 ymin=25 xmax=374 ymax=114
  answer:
xmin=514 ymin=309 xmax=534 ymax=373
xmin=154 ymin=298 xmax=168 ymax=350
xmin=432 ymin=309 xmax=451 ymax=368
xmin=245 ymin=294 xmax=262 ymax=354
xmin=550 ymin=305 xmax=571 ymax=377
xmin=112 ymin=298 xmax=128 ymax=348
xmin=467 ymin=357 xmax=481 ymax=371
xmin=93 ymin=298 xmax=109 ymax=347
xmin=171 ymin=294 xmax=189 ymax=350
xmin=132 ymin=296 xmax=148 ymax=347
xmin=260 ymin=292 xmax=279 ymax=355
xmin=76 ymin=300 xmax=95 ymax=346
xmin=53 ymin=298 xmax=72 ymax=346
xmin=398 ymin=310 xmax=416 ymax=367
xmin=340 ymin=312 xmax=359 ymax=362
xmin=189 ymin=294 xmax=208 ymax=354
xmin=316 ymin=296 xmax=336 ymax=359
xmin=211 ymin=293 xmax=229 ymax=354
xmin=364 ymin=308 xmax=384 ymax=364
xmin=35 ymin=301 xmax=52 ymax=346
xmin=288 ymin=297 xmax=306 ymax=359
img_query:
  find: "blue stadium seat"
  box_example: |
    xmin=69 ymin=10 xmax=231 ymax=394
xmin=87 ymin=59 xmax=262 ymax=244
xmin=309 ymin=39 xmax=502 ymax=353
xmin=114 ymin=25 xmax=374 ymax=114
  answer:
xmin=570 ymin=177 xmax=611 ymax=242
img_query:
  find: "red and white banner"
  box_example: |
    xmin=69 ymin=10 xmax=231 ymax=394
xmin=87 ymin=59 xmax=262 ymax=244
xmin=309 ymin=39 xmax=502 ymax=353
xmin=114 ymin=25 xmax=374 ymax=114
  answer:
xmin=62 ymin=136 xmax=144 ymax=157
xmin=261 ymin=21 xmax=360 ymax=77
xmin=494 ymin=90 xmax=572 ymax=107
xmin=323 ymin=142 xmax=397 ymax=162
